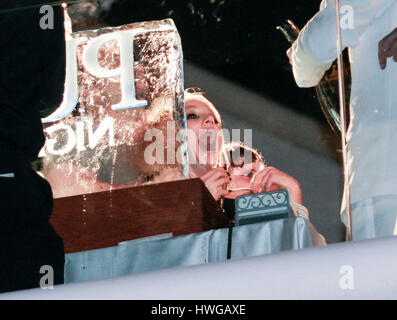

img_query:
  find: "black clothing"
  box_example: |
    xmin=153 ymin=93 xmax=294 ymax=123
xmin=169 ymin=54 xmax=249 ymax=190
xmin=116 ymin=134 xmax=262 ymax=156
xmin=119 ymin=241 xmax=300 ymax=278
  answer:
xmin=0 ymin=150 xmax=65 ymax=292
xmin=0 ymin=0 xmax=65 ymax=161
xmin=0 ymin=1 xmax=65 ymax=292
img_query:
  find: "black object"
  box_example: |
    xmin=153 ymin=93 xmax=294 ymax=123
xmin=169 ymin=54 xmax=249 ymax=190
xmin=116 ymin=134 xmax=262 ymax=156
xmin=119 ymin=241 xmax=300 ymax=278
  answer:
xmin=0 ymin=2 xmax=66 ymax=293
xmin=0 ymin=1 xmax=66 ymax=161
xmin=227 ymin=220 xmax=233 ymax=260
xmin=0 ymin=147 xmax=64 ymax=293
xmin=223 ymin=190 xmax=290 ymax=227
xmin=223 ymin=190 xmax=291 ymax=259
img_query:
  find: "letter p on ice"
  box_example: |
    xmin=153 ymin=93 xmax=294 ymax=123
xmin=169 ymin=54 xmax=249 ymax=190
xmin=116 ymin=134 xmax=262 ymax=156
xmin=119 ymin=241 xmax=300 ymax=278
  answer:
xmin=82 ymin=29 xmax=150 ymax=111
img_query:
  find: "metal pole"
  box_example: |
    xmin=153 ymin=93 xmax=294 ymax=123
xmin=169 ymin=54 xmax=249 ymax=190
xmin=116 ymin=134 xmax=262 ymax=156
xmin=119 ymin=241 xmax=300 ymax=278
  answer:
xmin=334 ymin=0 xmax=353 ymax=241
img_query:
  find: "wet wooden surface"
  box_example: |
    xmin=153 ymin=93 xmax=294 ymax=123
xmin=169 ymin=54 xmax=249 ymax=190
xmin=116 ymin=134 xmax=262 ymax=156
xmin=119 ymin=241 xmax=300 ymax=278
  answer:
xmin=50 ymin=178 xmax=228 ymax=253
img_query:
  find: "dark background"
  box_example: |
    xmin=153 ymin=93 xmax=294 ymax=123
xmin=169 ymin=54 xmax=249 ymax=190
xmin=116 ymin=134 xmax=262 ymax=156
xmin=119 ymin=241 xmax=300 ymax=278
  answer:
xmin=2 ymin=0 xmax=324 ymax=121
xmin=104 ymin=0 xmax=324 ymax=121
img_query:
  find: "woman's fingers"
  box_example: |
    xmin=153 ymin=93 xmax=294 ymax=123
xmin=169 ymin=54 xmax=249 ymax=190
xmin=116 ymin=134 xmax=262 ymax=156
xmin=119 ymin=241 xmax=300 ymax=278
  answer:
xmin=250 ymin=167 xmax=302 ymax=201
xmin=217 ymin=189 xmax=231 ymax=198
xmin=199 ymin=167 xmax=231 ymax=200
xmin=205 ymin=177 xmax=230 ymax=200
xmin=204 ymin=172 xmax=230 ymax=187
xmin=263 ymin=172 xmax=277 ymax=192
xmin=232 ymin=164 xmax=303 ymax=204
xmin=250 ymin=166 xmax=275 ymax=192
xmin=262 ymin=170 xmax=302 ymax=204
xmin=250 ymin=167 xmax=268 ymax=189
xmin=257 ymin=169 xmax=283 ymax=192
xmin=206 ymin=176 xmax=230 ymax=188
xmin=200 ymin=167 xmax=228 ymax=182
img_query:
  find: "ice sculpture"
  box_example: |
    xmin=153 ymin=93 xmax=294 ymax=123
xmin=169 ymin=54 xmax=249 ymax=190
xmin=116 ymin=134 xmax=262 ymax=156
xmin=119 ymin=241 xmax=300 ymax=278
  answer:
xmin=39 ymin=14 xmax=188 ymax=198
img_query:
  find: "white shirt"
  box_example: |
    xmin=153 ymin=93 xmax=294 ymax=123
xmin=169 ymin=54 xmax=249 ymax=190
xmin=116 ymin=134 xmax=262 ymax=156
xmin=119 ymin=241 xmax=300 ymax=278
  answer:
xmin=291 ymin=0 xmax=397 ymax=206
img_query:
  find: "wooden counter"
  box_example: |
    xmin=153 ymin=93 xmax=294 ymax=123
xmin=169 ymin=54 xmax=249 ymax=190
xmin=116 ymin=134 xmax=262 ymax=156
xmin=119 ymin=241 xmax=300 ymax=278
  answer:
xmin=50 ymin=178 xmax=228 ymax=253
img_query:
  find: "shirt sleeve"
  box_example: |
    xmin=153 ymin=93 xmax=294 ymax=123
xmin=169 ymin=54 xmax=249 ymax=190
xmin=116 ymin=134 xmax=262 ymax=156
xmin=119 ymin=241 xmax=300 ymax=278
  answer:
xmin=291 ymin=0 xmax=395 ymax=88
xmin=290 ymin=201 xmax=327 ymax=246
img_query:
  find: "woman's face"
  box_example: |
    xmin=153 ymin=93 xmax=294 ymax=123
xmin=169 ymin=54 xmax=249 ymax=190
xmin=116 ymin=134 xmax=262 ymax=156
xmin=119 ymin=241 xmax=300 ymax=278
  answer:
xmin=185 ymin=93 xmax=224 ymax=170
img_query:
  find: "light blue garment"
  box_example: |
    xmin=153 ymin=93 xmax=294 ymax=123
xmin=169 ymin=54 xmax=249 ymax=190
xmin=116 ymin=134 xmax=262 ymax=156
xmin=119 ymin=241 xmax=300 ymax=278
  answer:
xmin=291 ymin=0 xmax=397 ymax=238
xmin=64 ymin=217 xmax=313 ymax=284
xmin=341 ymin=195 xmax=397 ymax=240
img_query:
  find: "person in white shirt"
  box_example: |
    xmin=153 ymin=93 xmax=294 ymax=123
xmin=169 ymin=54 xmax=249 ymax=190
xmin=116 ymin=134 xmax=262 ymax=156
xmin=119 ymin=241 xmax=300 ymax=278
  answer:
xmin=288 ymin=0 xmax=397 ymax=240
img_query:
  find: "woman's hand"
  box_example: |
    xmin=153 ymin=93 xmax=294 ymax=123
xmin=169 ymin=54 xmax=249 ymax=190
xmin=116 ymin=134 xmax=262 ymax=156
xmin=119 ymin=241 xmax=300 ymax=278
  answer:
xmin=200 ymin=167 xmax=231 ymax=201
xmin=249 ymin=166 xmax=302 ymax=204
